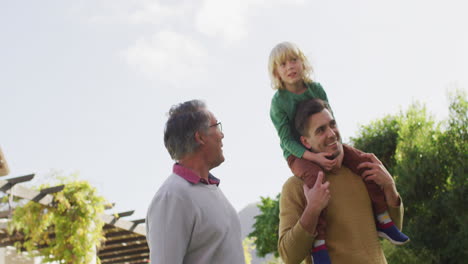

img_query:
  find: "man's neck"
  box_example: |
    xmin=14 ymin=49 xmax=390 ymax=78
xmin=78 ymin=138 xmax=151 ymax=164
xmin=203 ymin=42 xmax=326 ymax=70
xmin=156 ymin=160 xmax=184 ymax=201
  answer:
xmin=328 ymin=151 xmax=344 ymax=173
xmin=178 ymin=157 xmax=210 ymax=180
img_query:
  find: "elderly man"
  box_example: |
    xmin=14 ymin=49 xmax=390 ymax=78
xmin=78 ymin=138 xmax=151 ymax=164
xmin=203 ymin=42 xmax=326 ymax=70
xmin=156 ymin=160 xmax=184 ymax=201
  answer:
xmin=146 ymin=99 xmax=245 ymax=263
xmin=278 ymin=98 xmax=405 ymax=264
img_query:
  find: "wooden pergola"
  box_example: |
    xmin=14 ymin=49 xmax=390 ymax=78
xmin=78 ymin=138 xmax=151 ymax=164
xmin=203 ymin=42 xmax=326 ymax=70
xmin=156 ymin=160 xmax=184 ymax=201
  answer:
xmin=0 ymin=174 xmax=150 ymax=264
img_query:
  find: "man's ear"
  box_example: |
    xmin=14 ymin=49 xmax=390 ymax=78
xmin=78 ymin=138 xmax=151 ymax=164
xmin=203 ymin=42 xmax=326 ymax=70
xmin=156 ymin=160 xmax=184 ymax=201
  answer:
xmin=195 ymin=131 xmax=205 ymax=145
xmin=300 ymin=136 xmax=312 ymax=149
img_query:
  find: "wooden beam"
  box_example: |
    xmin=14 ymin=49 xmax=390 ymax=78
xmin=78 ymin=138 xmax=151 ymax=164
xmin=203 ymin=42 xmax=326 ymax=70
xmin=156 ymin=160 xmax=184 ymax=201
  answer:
xmin=5 ymin=184 xmax=54 ymax=206
xmin=114 ymin=210 xmax=134 ymax=218
xmin=104 ymin=236 xmax=147 ymax=246
xmin=104 ymin=230 xmax=134 ymax=239
xmin=132 ymin=219 xmax=145 ymax=225
xmin=98 ymin=243 xmax=147 ymax=255
xmin=101 ymin=214 xmax=145 ymax=236
xmin=100 ymin=251 xmax=149 ymax=262
xmin=0 ymin=174 xmax=35 ymax=192
xmin=99 ymin=249 xmax=148 ymax=260
xmin=32 ymin=185 xmax=65 ymax=203
xmin=101 ymin=255 xmax=149 ymax=264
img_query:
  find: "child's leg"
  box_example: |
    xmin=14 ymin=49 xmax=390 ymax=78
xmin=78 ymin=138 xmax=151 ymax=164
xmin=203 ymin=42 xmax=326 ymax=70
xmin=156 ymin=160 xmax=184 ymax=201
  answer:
xmin=287 ymin=155 xmax=331 ymax=264
xmin=287 ymin=155 xmax=323 ymax=187
xmin=342 ymin=145 xmax=409 ymax=245
xmin=342 ymin=144 xmax=388 ymax=213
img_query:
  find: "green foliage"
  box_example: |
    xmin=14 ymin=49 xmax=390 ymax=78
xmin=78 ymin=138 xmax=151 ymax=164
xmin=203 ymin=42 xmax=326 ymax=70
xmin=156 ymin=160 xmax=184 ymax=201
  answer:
xmin=248 ymin=194 xmax=280 ymax=258
xmin=9 ymin=174 xmax=107 ymax=264
xmin=352 ymin=89 xmax=468 ymax=263
xmin=350 ymin=115 xmax=400 ymax=173
xmin=381 ymin=240 xmax=436 ymax=263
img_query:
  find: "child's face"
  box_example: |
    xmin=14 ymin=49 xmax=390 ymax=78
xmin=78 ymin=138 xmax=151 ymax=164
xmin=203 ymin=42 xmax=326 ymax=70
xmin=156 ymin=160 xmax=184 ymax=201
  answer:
xmin=275 ymin=56 xmax=304 ymax=88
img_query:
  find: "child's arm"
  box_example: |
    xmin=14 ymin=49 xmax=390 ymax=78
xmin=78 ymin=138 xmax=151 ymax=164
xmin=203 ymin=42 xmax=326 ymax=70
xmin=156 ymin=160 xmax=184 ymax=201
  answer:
xmin=270 ymin=101 xmax=308 ymax=158
xmin=302 ymin=150 xmax=337 ymax=172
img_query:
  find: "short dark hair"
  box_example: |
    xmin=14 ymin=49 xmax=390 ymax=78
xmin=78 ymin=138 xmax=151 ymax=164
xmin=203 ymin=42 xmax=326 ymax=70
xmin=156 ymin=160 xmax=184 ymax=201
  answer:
xmin=295 ymin=99 xmax=330 ymax=136
xmin=164 ymin=100 xmax=210 ymax=161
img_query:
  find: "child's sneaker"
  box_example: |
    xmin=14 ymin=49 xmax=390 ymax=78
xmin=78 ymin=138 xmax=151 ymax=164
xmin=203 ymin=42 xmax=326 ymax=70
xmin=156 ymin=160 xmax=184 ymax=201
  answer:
xmin=377 ymin=222 xmax=410 ymax=245
xmin=311 ymin=245 xmax=331 ymax=264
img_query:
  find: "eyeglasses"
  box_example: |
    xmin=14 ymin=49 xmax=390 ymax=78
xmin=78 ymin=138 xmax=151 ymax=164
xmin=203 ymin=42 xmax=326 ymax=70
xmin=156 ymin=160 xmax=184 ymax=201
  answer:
xmin=209 ymin=122 xmax=222 ymax=132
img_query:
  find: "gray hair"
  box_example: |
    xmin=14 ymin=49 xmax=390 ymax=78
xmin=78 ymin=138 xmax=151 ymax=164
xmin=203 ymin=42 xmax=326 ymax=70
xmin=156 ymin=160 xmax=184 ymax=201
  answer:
xmin=164 ymin=99 xmax=211 ymax=161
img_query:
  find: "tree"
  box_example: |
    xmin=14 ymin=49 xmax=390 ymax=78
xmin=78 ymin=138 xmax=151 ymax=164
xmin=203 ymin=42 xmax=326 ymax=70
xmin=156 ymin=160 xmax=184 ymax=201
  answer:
xmin=351 ymin=89 xmax=468 ymax=263
xmin=351 ymin=115 xmax=400 ymax=174
xmin=8 ymin=174 xmax=107 ymax=264
xmin=248 ymin=194 xmax=280 ymax=258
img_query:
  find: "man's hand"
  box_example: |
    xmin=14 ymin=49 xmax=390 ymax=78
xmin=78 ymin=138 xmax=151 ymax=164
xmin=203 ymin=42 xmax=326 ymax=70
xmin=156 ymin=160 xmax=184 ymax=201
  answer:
xmin=300 ymin=171 xmax=330 ymax=234
xmin=357 ymin=153 xmax=400 ymax=207
xmin=303 ymin=171 xmax=330 ymax=212
xmin=357 ymin=153 xmax=393 ymax=187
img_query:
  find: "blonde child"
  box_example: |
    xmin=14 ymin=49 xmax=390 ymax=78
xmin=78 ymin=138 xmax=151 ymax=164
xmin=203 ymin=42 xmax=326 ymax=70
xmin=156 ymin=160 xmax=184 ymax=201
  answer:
xmin=268 ymin=42 xmax=409 ymax=264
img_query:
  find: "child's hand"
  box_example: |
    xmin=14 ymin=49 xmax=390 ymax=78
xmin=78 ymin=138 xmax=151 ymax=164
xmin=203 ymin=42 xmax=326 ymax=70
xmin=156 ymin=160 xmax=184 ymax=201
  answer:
xmin=314 ymin=152 xmax=337 ymax=171
xmin=303 ymin=151 xmax=337 ymax=171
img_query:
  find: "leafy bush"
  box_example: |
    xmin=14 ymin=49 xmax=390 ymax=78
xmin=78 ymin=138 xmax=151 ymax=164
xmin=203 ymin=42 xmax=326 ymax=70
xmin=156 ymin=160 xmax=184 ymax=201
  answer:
xmin=9 ymin=174 xmax=107 ymax=264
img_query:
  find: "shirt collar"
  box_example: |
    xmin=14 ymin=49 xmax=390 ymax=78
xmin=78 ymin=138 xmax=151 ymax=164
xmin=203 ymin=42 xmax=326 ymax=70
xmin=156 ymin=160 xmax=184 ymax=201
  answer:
xmin=173 ymin=163 xmax=220 ymax=186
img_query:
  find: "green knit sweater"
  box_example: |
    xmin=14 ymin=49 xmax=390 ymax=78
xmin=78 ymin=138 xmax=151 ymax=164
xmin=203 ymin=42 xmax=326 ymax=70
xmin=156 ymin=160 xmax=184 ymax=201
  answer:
xmin=270 ymin=82 xmax=329 ymax=160
xmin=278 ymin=167 xmax=404 ymax=264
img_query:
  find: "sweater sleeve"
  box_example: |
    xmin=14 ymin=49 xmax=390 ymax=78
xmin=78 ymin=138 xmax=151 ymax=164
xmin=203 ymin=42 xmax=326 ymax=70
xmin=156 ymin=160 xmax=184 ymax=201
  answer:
xmin=270 ymin=97 xmax=307 ymax=158
xmin=147 ymin=192 xmax=195 ymax=263
xmin=278 ymin=177 xmax=315 ymax=264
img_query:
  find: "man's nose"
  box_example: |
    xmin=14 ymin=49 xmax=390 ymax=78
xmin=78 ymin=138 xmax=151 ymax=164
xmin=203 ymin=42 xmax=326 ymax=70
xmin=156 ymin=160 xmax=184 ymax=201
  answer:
xmin=326 ymin=127 xmax=336 ymax=138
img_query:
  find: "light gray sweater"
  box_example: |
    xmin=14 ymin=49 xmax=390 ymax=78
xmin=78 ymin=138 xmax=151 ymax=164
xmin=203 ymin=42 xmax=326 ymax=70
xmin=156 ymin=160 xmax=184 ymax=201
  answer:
xmin=146 ymin=173 xmax=245 ymax=264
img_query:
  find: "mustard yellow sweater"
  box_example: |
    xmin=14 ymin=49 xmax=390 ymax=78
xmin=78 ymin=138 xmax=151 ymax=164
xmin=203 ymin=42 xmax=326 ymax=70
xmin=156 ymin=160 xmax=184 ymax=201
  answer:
xmin=278 ymin=167 xmax=404 ymax=264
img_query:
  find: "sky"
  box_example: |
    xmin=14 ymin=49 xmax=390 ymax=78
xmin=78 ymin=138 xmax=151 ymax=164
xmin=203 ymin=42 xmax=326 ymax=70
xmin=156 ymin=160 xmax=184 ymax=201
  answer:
xmin=1 ymin=0 xmax=467 ymax=220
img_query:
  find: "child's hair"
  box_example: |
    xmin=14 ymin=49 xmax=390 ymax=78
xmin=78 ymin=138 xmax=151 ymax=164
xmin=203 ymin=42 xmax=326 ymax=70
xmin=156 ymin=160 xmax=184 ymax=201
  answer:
xmin=268 ymin=41 xmax=313 ymax=90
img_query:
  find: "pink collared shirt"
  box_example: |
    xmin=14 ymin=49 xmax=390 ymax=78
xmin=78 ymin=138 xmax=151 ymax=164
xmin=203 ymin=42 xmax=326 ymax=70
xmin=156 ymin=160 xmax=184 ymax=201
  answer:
xmin=173 ymin=163 xmax=220 ymax=186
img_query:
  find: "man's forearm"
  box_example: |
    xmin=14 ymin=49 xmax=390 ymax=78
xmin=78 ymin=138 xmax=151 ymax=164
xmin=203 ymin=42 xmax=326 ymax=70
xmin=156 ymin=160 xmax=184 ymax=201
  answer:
xmin=300 ymin=204 xmax=321 ymax=235
xmin=278 ymin=221 xmax=316 ymax=264
xmin=279 ymin=179 xmax=317 ymax=264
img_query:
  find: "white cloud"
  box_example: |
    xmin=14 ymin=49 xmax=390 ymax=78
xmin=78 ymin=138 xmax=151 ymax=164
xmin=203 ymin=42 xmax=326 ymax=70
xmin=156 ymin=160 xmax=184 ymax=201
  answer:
xmin=112 ymin=0 xmax=306 ymax=79
xmin=87 ymin=0 xmax=191 ymax=25
xmin=123 ymin=31 xmax=207 ymax=84
xmin=86 ymin=0 xmax=306 ymax=41
xmin=195 ymin=0 xmax=306 ymax=42
xmin=127 ymin=0 xmax=191 ymax=25
xmin=195 ymin=0 xmax=249 ymax=42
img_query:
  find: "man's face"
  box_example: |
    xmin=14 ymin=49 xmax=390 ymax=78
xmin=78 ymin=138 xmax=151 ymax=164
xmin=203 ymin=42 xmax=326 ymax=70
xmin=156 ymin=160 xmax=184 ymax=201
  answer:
xmin=300 ymin=108 xmax=343 ymax=164
xmin=202 ymin=111 xmax=225 ymax=169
